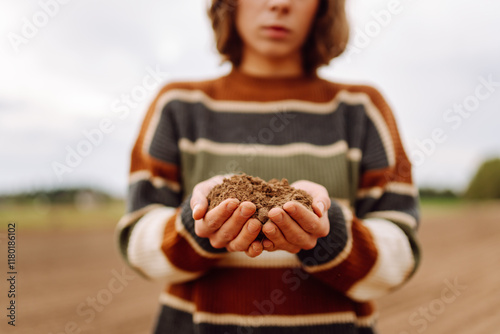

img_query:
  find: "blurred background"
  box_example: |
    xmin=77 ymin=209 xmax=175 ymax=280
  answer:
xmin=0 ymin=0 xmax=499 ymax=333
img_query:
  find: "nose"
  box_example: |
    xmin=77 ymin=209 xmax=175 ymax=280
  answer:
xmin=268 ymin=0 xmax=291 ymax=14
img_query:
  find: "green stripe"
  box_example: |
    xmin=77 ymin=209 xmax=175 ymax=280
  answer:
xmin=180 ymin=151 xmax=357 ymax=202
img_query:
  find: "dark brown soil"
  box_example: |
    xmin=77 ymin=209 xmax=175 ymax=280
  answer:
xmin=207 ymin=174 xmax=313 ymax=224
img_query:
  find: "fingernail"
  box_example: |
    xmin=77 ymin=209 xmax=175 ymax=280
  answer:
xmin=240 ymin=205 xmax=254 ymax=217
xmin=193 ymin=204 xmax=200 ymax=214
xmin=264 ymin=226 xmax=276 ymax=236
xmin=285 ymin=204 xmax=296 ymax=214
xmin=247 ymin=221 xmax=260 ymax=233
xmin=252 ymin=243 xmax=261 ymax=253
xmin=226 ymin=201 xmax=238 ymax=212
xmin=263 ymin=240 xmax=273 ymax=248
xmin=317 ymin=202 xmax=325 ymax=213
xmin=269 ymin=211 xmax=282 ymax=222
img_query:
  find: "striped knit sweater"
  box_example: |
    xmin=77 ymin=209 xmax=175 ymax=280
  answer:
xmin=115 ymin=67 xmax=421 ymax=334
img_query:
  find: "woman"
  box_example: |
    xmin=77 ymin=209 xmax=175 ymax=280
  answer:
xmin=116 ymin=0 xmax=421 ymax=333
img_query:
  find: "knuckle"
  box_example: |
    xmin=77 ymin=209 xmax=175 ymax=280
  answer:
xmin=205 ymin=218 xmax=219 ymax=230
xmin=305 ymin=222 xmax=317 ymax=234
xmin=246 ymin=250 xmax=258 ymax=258
xmin=194 ymin=224 xmax=205 ymax=237
xmin=231 ymin=242 xmax=245 ymax=252
xmin=289 ymin=234 xmax=306 ymax=246
xmin=220 ymin=230 xmax=235 ymax=242
xmin=210 ymin=239 xmax=225 ymax=249
xmin=318 ymin=228 xmax=329 ymax=238
xmin=303 ymin=239 xmax=317 ymax=250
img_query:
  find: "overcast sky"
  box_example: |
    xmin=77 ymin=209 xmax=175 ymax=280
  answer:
xmin=1 ymin=0 xmax=499 ymax=197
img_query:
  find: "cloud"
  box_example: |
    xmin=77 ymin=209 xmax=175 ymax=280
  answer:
xmin=0 ymin=0 xmax=499 ymax=195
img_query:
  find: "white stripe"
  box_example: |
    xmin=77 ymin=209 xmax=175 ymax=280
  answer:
xmin=179 ymin=138 xmax=349 ymax=158
xmin=116 ymin=203 xmax=164 ymax=230
xmin=155 ymin=89 xmax=344 ymax=114
xmin=193 ymin=311 xmax=357 ymax=326
xmin=174 ymin=214 xmax=226 ymax=260
xmin=129 ymin=170 xmax=181 ymax=193
xmin=347 ymin=218 xmax=415 ymax=301
xmin=364 ymin=211 xmax=417 ymax=229
xmin=357 ymin=182 xmax=418 ymax=199
xmin=355 ymin=313 xmax=378 ymax=327
xmin=303 ymin=204 xmax=354 ymax=273
xmin=347 ymin=148 xmax=362 ymax=161
xmin=127 ymin=207 xmax=201 ymax=283
xmin=144 ymin=89 xmax=395 ymax=165
xmin=216 ymin=250 xmax=301 ymax=268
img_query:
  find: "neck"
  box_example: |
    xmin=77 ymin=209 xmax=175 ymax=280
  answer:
xmin=239 ymin=48 xmax=304 ymax=78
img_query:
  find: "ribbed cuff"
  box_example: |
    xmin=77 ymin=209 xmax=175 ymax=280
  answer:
xmin=180 ymin=195 xmax=228 ymax=255
xmin=296 ymin=199 xmax=350 ymax=267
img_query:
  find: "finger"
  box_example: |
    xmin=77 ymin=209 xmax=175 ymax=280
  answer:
xmin=290 ymin=181 xmax=330 ymax=218
xmin=245 ymin=240 xmax=263 ymax=258
xmin=212 ymin=202 xmax=256 ymax=248
xmin=227 ymin=217 xmax=261 ymax=252
xmin=195 ymin=198 xmax=239 ymax=238
xmin=262 ymin=221 xmax=301 ymax=254
xmin=282 ymin=202 xmax=322 ymax=234
xmin=191 ymin=175 xmax=226 ymax=220
xmin=268 ymin=207 xmax=316 ymax=250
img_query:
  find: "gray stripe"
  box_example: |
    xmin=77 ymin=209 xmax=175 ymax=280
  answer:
xmin=360 ymin=117 xmax=389 ymax=170
xmin=162 ymin=100 xmax=372 ymax=147
xmin=355 ymin=193 xmax=420 ymax=228
xmin=126 ymin=179 xmax=181 ymax=213
xmin=149 ymin=104 xmax=179 ymax=164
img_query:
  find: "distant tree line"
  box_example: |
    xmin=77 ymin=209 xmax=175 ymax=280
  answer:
xmin=0 ymin=188 xmax=113 ymax=204
xmin=464 ymin=158 xmax=500 ymax=200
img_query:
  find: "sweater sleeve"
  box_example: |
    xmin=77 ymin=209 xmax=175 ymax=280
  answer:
xmin=295 ymin=86 xmax=421 ymax=302
xmin=115 ymin=84 xmax=226 ymax=283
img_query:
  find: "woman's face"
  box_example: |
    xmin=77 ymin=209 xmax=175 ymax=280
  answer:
xmin=235 ymin=0 xmax=320 ymax=62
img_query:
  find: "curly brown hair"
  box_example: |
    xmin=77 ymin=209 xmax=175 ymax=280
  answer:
xmin=207 ymin=0 xmax=350 ymax=74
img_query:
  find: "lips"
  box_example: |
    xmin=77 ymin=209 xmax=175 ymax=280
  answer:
xmin=262 ymin=25 xmax=291 ymax=39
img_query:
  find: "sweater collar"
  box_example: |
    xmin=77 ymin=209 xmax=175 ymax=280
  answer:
xmin=226 ymin=66 xmax=318 ymax=87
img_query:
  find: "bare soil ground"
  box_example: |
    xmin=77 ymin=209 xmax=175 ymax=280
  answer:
xmin=1 ymin=202 xmax=499 ymax=334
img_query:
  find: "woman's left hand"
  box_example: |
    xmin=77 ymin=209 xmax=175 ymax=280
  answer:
xmin=261 ymin=180 xmax=331 ymax=253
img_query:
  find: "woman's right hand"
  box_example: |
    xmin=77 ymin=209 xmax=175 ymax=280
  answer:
xmin=190 ymin=175 xmax=264 ymax=257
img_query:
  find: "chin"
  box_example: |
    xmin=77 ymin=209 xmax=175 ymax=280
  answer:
xmin=256 ymin=45 xmax=299 ymax=60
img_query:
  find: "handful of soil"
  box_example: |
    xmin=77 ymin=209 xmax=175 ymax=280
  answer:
xmin=207 ymin=174 xmax=313 ymax=239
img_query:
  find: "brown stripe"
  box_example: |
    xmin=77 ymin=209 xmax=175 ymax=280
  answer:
xmin=162 ymin=211 xmax=219 ymax=272
xmin=353 ymin=300 xmax=376 ymax=318
xmin=130 ymin=150 xmax=179 ymax=181
xmin=359 ymin=166 xmax=413 ymax=189
xmin=309 ymin=217 xmax=378 ymax=293
xmin=165 ymin=267 xmax=375 ymax=317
